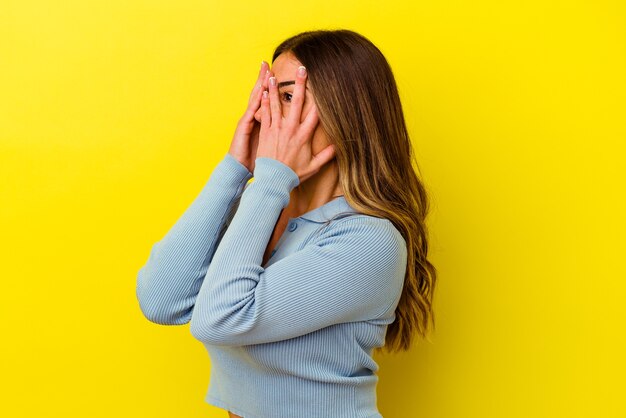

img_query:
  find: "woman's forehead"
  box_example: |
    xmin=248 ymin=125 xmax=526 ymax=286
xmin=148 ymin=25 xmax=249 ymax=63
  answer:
xmin=271 ymin=54 xmax=312 ymax=93
xmin=271 ymin=53 xmax=302 ymax=73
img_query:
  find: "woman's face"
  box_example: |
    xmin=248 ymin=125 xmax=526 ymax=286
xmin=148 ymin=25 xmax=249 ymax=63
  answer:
xmin=254 ymin=52 xmax=329 ymax=156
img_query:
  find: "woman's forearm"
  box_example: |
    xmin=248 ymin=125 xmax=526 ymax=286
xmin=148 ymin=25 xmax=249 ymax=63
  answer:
xmin=136 ymin=153 xmax=253 ymax=325
xmin=189 ymin=156 xmax=406 ymax=346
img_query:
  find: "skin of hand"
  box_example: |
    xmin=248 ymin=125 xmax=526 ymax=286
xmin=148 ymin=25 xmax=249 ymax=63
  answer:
xmin=256 ymin=64 xmax=336 ymax=184
xmin=228 ymin=61 xmax=271 ymax=173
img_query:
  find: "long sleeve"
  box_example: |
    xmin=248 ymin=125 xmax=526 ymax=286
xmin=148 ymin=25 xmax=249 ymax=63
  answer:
xmin=136 ymin=153 xmax=253 ymax=325
xmin=189 ymin=157 xmax=408 ymax=346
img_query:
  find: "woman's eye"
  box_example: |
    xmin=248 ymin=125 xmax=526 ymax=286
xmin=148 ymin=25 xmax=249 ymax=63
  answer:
xmin=281 ymin=92 xmax=293 ymax=103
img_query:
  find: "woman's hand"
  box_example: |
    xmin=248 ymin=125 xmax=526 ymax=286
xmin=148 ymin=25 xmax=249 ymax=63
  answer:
xmin=256 ymin=66 xmax=336 ymax=184
xmin=228 ymin=61 xmax=271 ymax=173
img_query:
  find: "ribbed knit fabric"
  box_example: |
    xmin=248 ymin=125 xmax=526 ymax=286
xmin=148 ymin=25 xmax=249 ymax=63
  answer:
xmin=136 ymin=153 xmax=408 ymax=418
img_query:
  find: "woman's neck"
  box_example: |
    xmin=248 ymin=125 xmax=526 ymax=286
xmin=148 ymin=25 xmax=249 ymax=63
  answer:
xmin=287 ymin=160 xmax=343 ymax=217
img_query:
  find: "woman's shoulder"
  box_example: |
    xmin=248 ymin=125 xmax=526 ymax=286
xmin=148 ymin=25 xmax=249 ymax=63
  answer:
xmin=320 ymin=197 xmax=405 ymax=243
xmin=319 ymin=213 xmax=407 ymax=253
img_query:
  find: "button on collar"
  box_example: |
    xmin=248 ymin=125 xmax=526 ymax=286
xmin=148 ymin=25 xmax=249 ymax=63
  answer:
xmin=288 ymin=221 xmax=298 ymax=232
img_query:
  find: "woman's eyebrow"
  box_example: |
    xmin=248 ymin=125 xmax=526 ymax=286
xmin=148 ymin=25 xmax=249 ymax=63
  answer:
xmin=277 ymin=80 xmax=295 ymax=88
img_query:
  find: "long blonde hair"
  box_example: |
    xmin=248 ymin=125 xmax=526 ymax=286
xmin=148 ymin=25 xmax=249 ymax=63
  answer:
xmin=272 ymin=29 xmax=437 ymax=353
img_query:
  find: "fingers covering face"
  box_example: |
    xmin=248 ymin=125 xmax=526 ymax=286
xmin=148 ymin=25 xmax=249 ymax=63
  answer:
xmin=260 ymin=65 xmax=316 ymax=135
xmin=300 ymin=102 xmax=319 ymax=136
xmin=268 ymin=76 xmax=282 ymax=126
xmin=249 ymin=64 xmax=270 ymax=113
xmin=253 ymin=62 xmax=267 ymax=96
xmin=288 ymin=66 xmax=307 ymax=125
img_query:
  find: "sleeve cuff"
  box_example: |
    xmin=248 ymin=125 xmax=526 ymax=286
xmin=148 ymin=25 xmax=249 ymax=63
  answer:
xmin=209 ymin=153 xmax=253 ymax=189
xmin=253 ymin=157 xmax=300 ymax=191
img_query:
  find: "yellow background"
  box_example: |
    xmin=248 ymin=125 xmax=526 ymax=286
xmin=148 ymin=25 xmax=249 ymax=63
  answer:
xmin=1 ymin=1 xmax=624 ymax=417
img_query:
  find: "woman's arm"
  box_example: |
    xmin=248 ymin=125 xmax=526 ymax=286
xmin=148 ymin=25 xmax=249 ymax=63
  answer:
xmin=189 ymin=157 xmax=407 ymax=346
xmin=136 ymin=153 xmax=253 ymax=325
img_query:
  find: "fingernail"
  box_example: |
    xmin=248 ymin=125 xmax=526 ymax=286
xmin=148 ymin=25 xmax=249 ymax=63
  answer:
xmin=269 ymin=77 xmax=276 ymax=86
xmin=298 ymin=66 xmax=306 ymax=76
xmin=263 ymin=90 xmax=268 ymax=99
xmin=261 ymin=61 xmax=265 ymax=69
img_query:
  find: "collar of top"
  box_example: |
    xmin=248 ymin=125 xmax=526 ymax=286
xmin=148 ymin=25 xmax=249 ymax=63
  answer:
xmin=297 ymin=196 xmax=358 ymax=224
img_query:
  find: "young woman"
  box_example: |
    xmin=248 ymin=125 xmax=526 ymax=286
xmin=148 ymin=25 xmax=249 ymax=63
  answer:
xmin=137 ymin=29 xmax=437 ymax=418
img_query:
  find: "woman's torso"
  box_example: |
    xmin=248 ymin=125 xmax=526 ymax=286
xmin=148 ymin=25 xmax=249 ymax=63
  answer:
xmin=261 ymin=209 xmax=290 ymax=266
xmin=227 ymin=200 xmax=344 ymax=418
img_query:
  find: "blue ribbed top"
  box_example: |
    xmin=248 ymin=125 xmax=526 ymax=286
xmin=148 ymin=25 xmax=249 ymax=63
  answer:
xmin=136 ymin=153 xmax=407 ymax=418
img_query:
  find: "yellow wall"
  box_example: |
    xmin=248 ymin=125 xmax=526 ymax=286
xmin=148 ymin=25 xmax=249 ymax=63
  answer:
xmin=1 ymin=1 xmax=624 ymax=417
